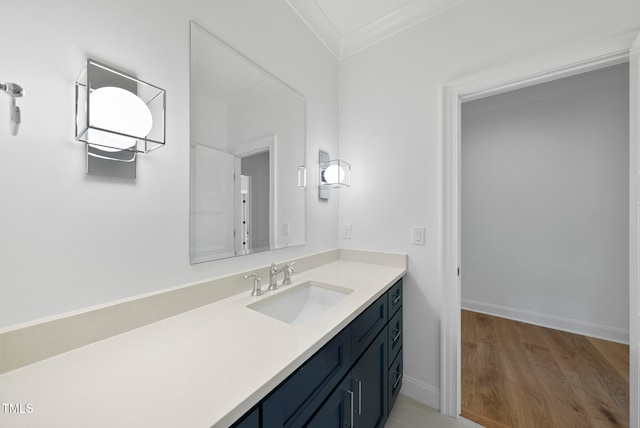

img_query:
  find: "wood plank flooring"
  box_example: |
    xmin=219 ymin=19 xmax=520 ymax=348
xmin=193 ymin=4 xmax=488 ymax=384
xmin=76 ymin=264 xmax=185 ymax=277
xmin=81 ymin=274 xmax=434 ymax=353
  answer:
xmin=461 ymin=310 xmax=629 ymax=428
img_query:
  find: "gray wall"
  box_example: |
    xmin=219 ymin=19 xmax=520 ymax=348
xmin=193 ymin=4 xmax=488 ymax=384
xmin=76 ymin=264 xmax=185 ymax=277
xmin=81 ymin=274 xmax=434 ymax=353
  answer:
xmin=461 ymin=63 xmax=629 ymax=342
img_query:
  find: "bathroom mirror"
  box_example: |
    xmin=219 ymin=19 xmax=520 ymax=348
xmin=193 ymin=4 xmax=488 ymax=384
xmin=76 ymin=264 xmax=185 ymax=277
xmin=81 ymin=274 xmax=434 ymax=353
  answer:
xmin=190 ymin=22 xmax=306 ymax=263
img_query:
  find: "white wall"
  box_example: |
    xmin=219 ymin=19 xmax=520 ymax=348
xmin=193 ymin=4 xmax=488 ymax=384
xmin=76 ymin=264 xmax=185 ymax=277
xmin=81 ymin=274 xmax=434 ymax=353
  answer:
xmin=0 ymin=0 xmax=339 ymax=329
xmin=461 ymin=64 xmax=629 ymax=342
xmin=338 ymin=0 xmax=640 ymax=408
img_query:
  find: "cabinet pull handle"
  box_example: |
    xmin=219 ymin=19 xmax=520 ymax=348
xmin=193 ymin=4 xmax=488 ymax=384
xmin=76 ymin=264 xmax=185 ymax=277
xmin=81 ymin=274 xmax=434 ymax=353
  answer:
xmin=393 ymin=370 xmax=402 ymax=390
xmin=353 ymin=378 xmax=362 ymax=415
xmin=392 ymin=328 xmax=401 ymax=343
xmin=345 ymin=389 xmax=354 ymax=428
xmin=392 ymin=293 xmax=401 ymax=304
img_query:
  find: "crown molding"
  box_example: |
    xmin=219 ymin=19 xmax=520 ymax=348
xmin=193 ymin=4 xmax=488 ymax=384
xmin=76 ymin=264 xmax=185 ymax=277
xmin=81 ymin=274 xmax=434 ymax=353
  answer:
xmin=287 ymin=0 xmax=465 ymax=60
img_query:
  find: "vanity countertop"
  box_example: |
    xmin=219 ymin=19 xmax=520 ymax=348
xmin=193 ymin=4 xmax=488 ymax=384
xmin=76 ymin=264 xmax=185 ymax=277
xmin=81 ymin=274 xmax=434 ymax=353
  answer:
xmin=0 ymin=258 xmax=405 ymax=427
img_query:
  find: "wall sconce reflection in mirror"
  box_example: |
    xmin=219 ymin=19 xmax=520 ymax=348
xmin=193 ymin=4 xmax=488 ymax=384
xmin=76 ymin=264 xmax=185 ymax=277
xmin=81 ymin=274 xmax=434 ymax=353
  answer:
xmin=1 ymin=82 xmax=23 ymax=136
xmin=75 ymin=58 xmax=165 ymax=178
xmin=319 ymin=150 xmax=350 ymax=200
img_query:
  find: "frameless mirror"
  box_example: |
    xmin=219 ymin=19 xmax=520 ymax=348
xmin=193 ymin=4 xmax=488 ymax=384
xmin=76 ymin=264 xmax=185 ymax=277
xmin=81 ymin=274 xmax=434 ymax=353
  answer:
xmin=190 ymin=22 xmax=306 ymax=263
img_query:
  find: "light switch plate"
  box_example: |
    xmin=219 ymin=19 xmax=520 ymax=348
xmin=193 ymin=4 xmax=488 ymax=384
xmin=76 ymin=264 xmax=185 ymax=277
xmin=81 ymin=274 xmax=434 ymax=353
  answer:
xmin=411 ymin=226 xmax=425 ymax=245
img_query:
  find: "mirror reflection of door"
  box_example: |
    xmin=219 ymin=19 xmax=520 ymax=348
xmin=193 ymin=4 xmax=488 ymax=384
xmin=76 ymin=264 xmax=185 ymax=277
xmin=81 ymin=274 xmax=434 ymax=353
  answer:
xmin=192 ymin=145 xmax=236 ymax=261
xmin=239 ymin=150 xmax=270 ymax=253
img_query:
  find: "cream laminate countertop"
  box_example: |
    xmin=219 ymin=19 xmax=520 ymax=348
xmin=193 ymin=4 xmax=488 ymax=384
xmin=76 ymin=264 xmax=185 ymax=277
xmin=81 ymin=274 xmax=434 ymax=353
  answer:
xmin=0 ymin=259 xmax=405 ymax=427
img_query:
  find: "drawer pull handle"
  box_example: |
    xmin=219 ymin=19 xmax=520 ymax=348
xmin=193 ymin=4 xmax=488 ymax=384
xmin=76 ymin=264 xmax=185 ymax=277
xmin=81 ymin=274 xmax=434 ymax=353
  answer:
xmin=393 ymin=370 xmax=402 ymax=389
xmin=353 ymin=378 xmax=362 ymax=415
xmin=345 ymin=389 xmax=354 ymax=428
xmin=392 ymin=294 xmax=401 ymax=305
xmin=392 ymin=329 xmax=401 ymax=343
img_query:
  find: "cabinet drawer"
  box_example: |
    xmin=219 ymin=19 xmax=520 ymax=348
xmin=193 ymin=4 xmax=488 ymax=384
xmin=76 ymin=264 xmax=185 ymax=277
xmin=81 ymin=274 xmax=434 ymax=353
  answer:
xmin=351 ymin=293 xmax=387 ymax=363
xmin=263 ymin=327 xmax=351 ymax=428
xmin=388 ymin=307 xmax=403 ymax=367
xmin=388 ymin=350 xmax=403 ymax=412
xmin=387 ymin=279 xmax=402 ymax=318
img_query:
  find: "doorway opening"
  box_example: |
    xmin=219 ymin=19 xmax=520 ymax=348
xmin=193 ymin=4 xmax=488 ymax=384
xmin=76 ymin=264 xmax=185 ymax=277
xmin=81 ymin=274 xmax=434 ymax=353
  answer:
xmin=440 ymin=35 xmax=638 ymax=425
xmin=458 ymin=63 xmax=630 ymax=426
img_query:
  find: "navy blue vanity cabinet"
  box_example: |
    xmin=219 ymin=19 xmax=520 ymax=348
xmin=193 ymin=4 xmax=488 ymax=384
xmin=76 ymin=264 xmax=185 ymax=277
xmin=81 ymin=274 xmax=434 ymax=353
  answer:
xmin=262 ymin=327 xmax=351 ymax=428
xmin=231 ymin=407 xmax=260 ymax=428
xmin=351 ymin=327 xmax=389 ymax=428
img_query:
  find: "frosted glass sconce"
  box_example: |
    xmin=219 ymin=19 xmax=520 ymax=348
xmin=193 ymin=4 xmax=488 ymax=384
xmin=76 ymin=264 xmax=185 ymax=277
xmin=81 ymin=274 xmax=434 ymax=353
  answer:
xmin=319 ymin=150 xmax=350 ymax=200
xmin=75 ymin=58 xmax=165 ymax=178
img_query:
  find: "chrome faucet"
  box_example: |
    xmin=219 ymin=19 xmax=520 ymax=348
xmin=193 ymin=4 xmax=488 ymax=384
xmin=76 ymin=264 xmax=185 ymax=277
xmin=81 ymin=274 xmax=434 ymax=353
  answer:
xmin=283 ymin=262 xmax=296 ymax=285
xmin=244 ymin=272 xmax=263 ymax=296
xmin=269 ymin=262 xmax=297 ymax=290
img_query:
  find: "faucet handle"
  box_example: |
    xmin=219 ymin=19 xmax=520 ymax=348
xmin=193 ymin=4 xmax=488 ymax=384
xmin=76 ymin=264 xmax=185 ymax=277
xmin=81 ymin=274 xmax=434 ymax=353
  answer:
xmin=283 ymin=262 xmax=296 ymax=285
xmin=244 ymin=273 xmax=263 ymax=296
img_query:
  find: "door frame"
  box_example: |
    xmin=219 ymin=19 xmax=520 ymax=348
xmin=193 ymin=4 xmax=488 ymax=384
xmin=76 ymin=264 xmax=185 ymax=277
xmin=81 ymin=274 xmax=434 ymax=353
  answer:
xmin=440 ymin=30 xmax=638 ymax=419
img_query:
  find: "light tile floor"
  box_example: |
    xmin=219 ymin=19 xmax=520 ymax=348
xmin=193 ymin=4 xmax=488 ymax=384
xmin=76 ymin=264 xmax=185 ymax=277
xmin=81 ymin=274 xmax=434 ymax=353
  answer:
xmin=386 ymin=394 xmax=482 ymax=428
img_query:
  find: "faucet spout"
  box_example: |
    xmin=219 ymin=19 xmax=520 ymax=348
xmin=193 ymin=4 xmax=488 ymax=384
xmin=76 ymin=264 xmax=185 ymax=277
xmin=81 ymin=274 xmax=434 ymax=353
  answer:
xmin=270 ymin=262 xmax=297 ymax=290
xmin=269 ymin=263 xmax=284 ymax=290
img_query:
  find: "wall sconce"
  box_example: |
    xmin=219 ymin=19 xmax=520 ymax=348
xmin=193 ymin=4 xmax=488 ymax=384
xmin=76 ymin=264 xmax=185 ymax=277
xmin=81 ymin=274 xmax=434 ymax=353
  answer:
xmin=319 ymin=150 xmax=350 ymax=200
xmin=75 ymin=59 xmax=166 ymax=178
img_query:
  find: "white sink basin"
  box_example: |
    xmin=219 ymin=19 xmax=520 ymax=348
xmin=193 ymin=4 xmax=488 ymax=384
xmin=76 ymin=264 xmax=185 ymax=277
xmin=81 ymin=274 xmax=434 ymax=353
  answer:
xmin=247 ymin=281 xmax=352 ymax=325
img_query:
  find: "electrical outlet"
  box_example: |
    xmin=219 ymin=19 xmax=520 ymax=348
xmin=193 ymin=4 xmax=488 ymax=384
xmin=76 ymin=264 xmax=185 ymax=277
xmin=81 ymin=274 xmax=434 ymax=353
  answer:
xmin=411 ymin=226 xmax=425 ymax=245
xmin=282 ymin=223 xmax=289 ymax=236
xmin=342 ymin=224 xmax=352 ymax=240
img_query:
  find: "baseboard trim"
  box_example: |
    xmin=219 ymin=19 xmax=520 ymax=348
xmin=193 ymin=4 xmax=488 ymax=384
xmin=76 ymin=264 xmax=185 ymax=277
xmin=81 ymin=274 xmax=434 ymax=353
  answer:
xmin=400 ymin=375 xmax=441 ymax=410
xmin=462 ymin=299 xmax=629 ymax=344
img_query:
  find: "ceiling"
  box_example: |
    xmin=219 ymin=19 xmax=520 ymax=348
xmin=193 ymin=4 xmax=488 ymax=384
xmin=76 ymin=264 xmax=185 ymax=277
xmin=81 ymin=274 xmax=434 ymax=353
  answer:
xmin=287 ymin=0 xmax=465 ymax=59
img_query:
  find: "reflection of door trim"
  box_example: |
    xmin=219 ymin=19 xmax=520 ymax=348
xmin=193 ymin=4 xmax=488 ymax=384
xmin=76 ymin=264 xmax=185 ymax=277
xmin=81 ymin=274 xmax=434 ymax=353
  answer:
xmin=441 ymin=32 xmax=635 ymax=419
xmin=231 ymin=134 xmax=277 ymax=250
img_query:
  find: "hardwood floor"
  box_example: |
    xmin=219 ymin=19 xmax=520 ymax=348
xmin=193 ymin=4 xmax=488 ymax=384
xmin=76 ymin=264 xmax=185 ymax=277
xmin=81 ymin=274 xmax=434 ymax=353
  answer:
xmin=461 ymin=310 xmax=629 ymax=428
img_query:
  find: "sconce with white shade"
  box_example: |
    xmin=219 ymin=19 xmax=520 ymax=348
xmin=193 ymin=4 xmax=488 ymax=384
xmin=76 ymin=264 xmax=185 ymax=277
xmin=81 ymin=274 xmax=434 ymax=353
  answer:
xmin=75 ymin=58 xmax=165 ymax=178
xmin=319 ymin=150 xmax=350 ymax=200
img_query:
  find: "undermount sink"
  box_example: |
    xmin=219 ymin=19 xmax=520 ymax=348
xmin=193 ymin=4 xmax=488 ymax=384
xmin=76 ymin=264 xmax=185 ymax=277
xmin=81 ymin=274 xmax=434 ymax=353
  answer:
xmin=247 ymin=281 xmax=353 ymax=325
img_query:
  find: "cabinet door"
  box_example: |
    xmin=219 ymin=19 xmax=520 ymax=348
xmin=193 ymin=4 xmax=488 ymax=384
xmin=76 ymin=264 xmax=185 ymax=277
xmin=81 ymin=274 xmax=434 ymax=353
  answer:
xmin=352 ymin=329 xmax=388 ymax=428
xmin=306 ymin=375 xmax=353 ymax=428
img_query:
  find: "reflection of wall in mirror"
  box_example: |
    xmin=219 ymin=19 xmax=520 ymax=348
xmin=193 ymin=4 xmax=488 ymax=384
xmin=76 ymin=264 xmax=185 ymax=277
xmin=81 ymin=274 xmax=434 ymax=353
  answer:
xmin=192 ymin=93 xmax=228 ymax=150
